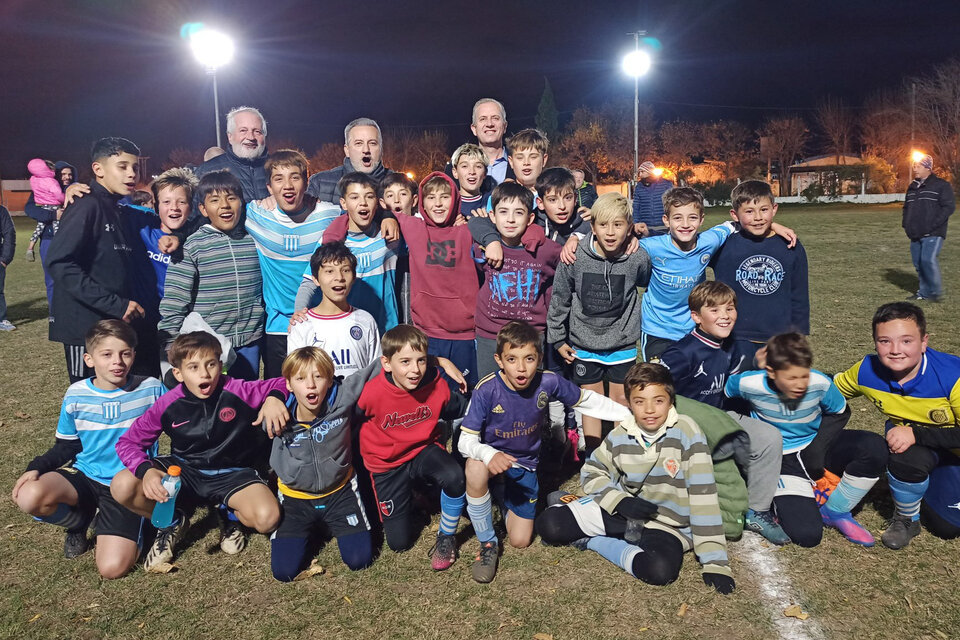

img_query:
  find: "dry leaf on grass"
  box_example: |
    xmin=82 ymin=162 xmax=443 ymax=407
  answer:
xmin=28 ymin=614 xmax=41 ymax=623
xmin=15 ymin=412 xmax=30 ymax=419
xmin=935 ymin=631 xmax=948 ymax=639
xmin=343 ymin=595 xmax=353 ymax=605
xmin=783 ymin=605 xmax=809 ymax=620
xmin=86 ymin=603 xmax=100 ymax=609
xmin=138 ymin=623 xmax=146 ymax=629
xmin=676 ymin=603 xmax=688 ymax=617
xmin=904 ymin=595 xmax=914 ymax=610
xmin=292 ymin=560 xmax=325 ymax=581
xmin=533 ymin=634 xmax=554 ymax=640
xmin=145 ymin=562 xmax=178 ymax=574
xmin=0 ymin=419 xmax=5 ymax=427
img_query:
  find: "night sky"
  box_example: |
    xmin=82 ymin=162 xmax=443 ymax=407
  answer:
xmin=2 ymin=0 xmax=959 ymax=177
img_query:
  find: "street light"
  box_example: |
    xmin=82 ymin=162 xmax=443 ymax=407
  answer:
xmin=188 ymin=25 xmax=235 ymax=148
xmin=623 ymin=33 xmax=652 ymax=184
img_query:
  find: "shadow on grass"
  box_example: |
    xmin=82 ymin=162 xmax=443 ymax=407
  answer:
xmin=883 ymin=268 xmax=917 ymax=294
xmin=6 ymin=296 xmax=48 ymax=326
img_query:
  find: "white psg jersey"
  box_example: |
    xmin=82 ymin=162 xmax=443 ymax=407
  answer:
xmin=287 ymin=307 xmax=381 ymax=378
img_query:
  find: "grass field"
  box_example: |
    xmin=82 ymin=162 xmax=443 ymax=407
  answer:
xmin=1 ymin=205 xmax=958 ymax=640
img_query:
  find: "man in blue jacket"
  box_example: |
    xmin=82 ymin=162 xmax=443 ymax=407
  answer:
xmin=631 ymin=160 xmax=674 ymax=237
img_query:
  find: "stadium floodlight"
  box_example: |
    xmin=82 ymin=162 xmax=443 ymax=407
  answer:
xmin=623 ymin=34 xmax=653 ymax=183
xmin=188 ymin=25 xmax=235 ymax=148
xmin=622 ymin=49 xmax=652 ymax=78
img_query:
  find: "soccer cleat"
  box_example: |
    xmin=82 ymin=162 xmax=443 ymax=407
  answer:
xmin=219 ymin=520 xmax=247 ymax=555
xmin=881 ymin=514 xmax=921 ymax=550
xmin=144 ymin=511 xmax=188 ymax=570
xmin=429 ymin=533 xmax=458 ymax=571
xmin=569 ymin=537 xmax=591 ymax=551
xmin=745 ymin=508 xmax=792 ymax=546
xmin=820 ymin=505 xmax=875 ymax=546
xmin=471 ymin=540 xmax=500 ymax=583
xmin=64 ymin=530 xmax=90 ymax=559
xmin=813 ymin=470 xmax=841 ymax=507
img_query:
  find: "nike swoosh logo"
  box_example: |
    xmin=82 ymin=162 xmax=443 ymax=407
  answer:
xmin=528 ymin=498 xmax=538 ymax=503
xmin=171 ymin=420 xmax=189 ymax=428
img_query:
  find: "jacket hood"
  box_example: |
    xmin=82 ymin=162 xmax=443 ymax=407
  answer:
xmin=537 ymin=208 xmax=584 ymax=240
xmin=54 ymin=161 xmax=78 ymax=185
xmin=28 ymin=158 xmax=54 ymax=179
xmin=418 ymin=171 xmax=461 ymax=228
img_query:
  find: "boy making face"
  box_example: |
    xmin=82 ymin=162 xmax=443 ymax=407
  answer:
xmin=452 ymin=144 xmax=488 ymax=197
xmin=379 ymin=174 xmax=418 ymax=217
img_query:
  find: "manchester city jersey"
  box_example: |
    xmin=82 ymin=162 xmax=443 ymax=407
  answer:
xmin=56 ymin=376 xmax=164 ymax=485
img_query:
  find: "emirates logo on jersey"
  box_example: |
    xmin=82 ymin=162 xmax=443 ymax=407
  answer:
xmin=381 ymin=406 xmax=433 ymax=430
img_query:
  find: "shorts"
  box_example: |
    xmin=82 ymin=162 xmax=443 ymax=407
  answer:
xmin=639 ymin=333 xmax=676 ymax=362
xmin=494 ymin=466 xmax=539 ymax=520
xmin=569 ymin=358 xmax=633 ymax=385
xmin=274 ymin=475 xmax=371 ymax=540
xmin=428 ymin=337 xmax=478 ymax=391
xmin=154 ymin=456 xmax=267 ymax=508
xmin=55 ymin=468 xmax=145 ymax=543
xmin=774 ymin=451 xmax=816 ymax=499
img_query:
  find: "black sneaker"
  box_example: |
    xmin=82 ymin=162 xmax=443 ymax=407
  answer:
xmin=64 ymin=530 xmax=90 ymax=559
xmin=471 ymin=540 xmax=500 ymax=583
xmin=881 ymin=514 xmax=921 ymax=550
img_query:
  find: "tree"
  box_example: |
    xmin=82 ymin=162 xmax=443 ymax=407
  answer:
xmin=912 ymin=59 xmax=960 ymax=191
xmin=554 ymin=103 xmax=654 ymax=182
xmin=163 ymin=147 xmax=202 ymax=170
xmin=535 ymin=77 xmax=559 ymax=143
xmin=699 ymin=120 xmax=756 ymax=180
xmin=308 ymin=142 xmax=345 ymax=173
xmin=760 ymin=116 xmax=808 ymax=196
xmin=860 ymin=90 xmax=913 ymax=190
xmin=815 ymin=96 xmax=855 ymax=164
xmin=382 ymin=128 xmax=450 ymax=179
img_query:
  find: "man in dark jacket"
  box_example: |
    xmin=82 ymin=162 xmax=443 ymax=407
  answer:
xmin=0 ymin=204 xmax=15 ymax=331
xmin=903 ymin=154 xmax=955 ymax=302
xmin=306 ymin=117 xmax=390 ymax=203
xmin=198 ymin=106 xmax=269 ymax=201
xmin=573 ymin=169 xmax=598 ymax=209
xmin=631 ymin=160 xmax=674 ymax=236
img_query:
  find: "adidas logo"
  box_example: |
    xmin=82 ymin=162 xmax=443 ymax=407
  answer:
xmin=492 ymin=404 xmax=505 ymax=414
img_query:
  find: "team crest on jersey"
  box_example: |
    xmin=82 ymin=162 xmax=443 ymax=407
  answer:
xmin=283 ymin=235 xmax=300 ymax=252
xmin=694 ymin=362 xmax=708 ymax=378
xmin=492 ymin=404 xmax=505 ymax=414
xmin=219 ymin=407 xmax=236 ymax=422
xmin=558 ymin=493 xmax=579 ymax=504
xmin=700 ymin=253 xmax=711 ymax=265
xmin=378 ymin=500 xmax=394 ymax=517
xmin=537 ymin=391 xmax=548 ymax=409
xmin=575 ymin=363 xmax=587 ymax=378
xmin=346 ymin=514 xmax=359 ymax=526
xmin=929 ymin=408 xmax=950 ymax=424
xmin=663 ymin=458 xmax=680 ymax=478
xmin=350 ymin=325 xmax=363 ymax=340
xmin=102 ymin=401 xmax=121 ymax=420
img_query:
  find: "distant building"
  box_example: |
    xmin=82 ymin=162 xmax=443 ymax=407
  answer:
xmin=789 ymin=154 xmax=866 ymax=196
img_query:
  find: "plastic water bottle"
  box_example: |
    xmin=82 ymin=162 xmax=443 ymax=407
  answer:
xmin=150 ymin=466 xmax=182 ymax=529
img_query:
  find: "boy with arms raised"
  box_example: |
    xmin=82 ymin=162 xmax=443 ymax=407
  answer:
xmin=159 ymin=170 xmax=264 ymax=380
xmin=658 ymin=281 xmax=789 ymax=544
xmin=459 ymin=321 xmax=630 ymax=583
xmin=712 ymin=180 xmax=808 ymax=361
xmin=548 ymin=192 xmax=651 ymax=452
xmin=726 ymin=333 xmax=888 ymax=547
xmin=12 ymin=320 xmax=164 ymax=578
xmin=287 ymin=241 xmax=381 ymax=378
xmin=536 ymin=363 xmax=735 ymax=594
xmin=834 ymin=302 xmax=960 ymax=548
xmin=294 ymin=172 xmax=400 ymax=334
xmin=112 ymin=332 xmax=290 ymax=570
xmin=357 ymin=325 xmax=470 ymax=569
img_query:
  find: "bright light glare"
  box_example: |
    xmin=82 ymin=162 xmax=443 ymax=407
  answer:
xmin=405 ymin=172 xmax=415 ymax=179
xmin=911 ymin=150 xmax=927 ymax=163
xmin=652 ymin=167 xmax=664 ymax=177
xmin=190 ymin=28 xmax=234 ymax=70
xmin=622 ymin=49 xmax=652 ymax=78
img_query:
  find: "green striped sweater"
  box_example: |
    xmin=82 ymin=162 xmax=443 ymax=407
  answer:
xmin=158 ymin=224 xmax=264 ymax=348
xmin=582 ymin=406 xmax=731 ymax=577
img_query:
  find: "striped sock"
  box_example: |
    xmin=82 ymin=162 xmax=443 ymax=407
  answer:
xmin=586 ymin=536 xmax=642 ymax=577
xmin=824 ymin=473 xmax=878 ymax=513
xmin=886 ymin=471 xmax=928 ymax=521
xmin=39 ymin=503 xmax=88 ymax=532
xmin=439 ymin=490 xmax=465 ymax=536
xmin=466 ymin=492 xmax=497 ymax=543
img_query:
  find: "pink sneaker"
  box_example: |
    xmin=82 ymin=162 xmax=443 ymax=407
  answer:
xmin=820 ymin=505 xmax=875 ymax=547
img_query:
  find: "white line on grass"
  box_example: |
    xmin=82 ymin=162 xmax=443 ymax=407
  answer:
xmin=733 ymin=535 xmax=827 ymax=640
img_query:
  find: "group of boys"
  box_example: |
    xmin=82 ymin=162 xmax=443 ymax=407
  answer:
xmin=12 ymin=116 xmax=960 ymax=594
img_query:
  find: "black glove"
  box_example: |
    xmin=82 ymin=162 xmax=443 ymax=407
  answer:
xmin=615 ymin=496 xmax=658 ymax=520
xmin=702 ymin=572 xmax=736 ymax=595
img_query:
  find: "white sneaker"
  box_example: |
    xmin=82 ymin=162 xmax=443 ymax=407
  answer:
xmin=219 ymin=521 xmax=247 ymax=555
xmin=0 ymin=320 xmax=16 ymax=331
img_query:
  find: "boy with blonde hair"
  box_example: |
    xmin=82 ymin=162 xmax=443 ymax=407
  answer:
xmin=451 ymin=143 xmax=491 ymax=216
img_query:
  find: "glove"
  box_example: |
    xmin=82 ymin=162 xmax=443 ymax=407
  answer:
xmin=702 ymin=572 xmax=736 ymax=595
xmin=615 ymin=496 xmax=658 ymax=520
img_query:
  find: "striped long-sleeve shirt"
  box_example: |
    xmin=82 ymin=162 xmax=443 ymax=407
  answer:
xmin=581 ymin=406 xmax=731 ymax=577
xmin=158 ymin=224 xmax=264 ymax=349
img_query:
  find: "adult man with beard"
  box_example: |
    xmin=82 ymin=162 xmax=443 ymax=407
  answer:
xmin=199 ymin=106 xmax=270 ymax=201
xmin=307 ymin=118 xmax=391 ymax=203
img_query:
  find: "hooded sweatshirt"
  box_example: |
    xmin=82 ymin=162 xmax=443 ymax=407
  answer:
xmin=401 ymin=172 xmax=479 ymax=340
xmin=547 ymin=232 xmax=651 ymax=353
xmin=28 ymin=159 xmax=64 ymax=207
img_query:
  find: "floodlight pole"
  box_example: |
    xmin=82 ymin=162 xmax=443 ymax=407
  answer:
xmin=628 ymin=30 xmax=646 ymax=183
xmin=210 ymin=69 xmax=222 ymax=148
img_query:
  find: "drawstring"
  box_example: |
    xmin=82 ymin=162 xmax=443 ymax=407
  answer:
xmin=604 ymin=260 xmax=612 ymax=301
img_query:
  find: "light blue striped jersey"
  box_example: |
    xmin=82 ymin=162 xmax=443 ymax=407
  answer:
xmin=300 ymin=229 xmax=400 ymax=333
xmin=245 ymin=200 xmax=342 ymax=334
xmin=56 ymin=376 xmax=165 ymax=485
xmin=724 ymin=369 xmax=846 ymax=453
xmin=639 ymin=222 xmax=735 ymax=341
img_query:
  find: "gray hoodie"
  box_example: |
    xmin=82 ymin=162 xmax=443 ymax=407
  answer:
xmin=270 ymin=360 xmax=380 ymax=496
xmin=547 ymin=232 xmax=651 ymax=353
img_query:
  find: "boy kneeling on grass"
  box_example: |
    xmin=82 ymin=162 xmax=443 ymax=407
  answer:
xmin=112 ymin=331 xmax=291 ymax=571
xmin=535 ymin=362 xmax=735 ymax=595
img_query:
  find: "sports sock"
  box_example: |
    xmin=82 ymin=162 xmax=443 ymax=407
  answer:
xmin=439 ymin=490 xmax=466 ymax=536
xmin=887 ymin=471 xmax=928 ymax=521
xmin=586 ymin=535 xmax=642 ymax=577
xmin=39 ymin=503 xmax=88 ymax=532
xmin=466 ymin=492 xmax=496 ymax=543
xmin=824 ymin=473 xmax=878 ymax=513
